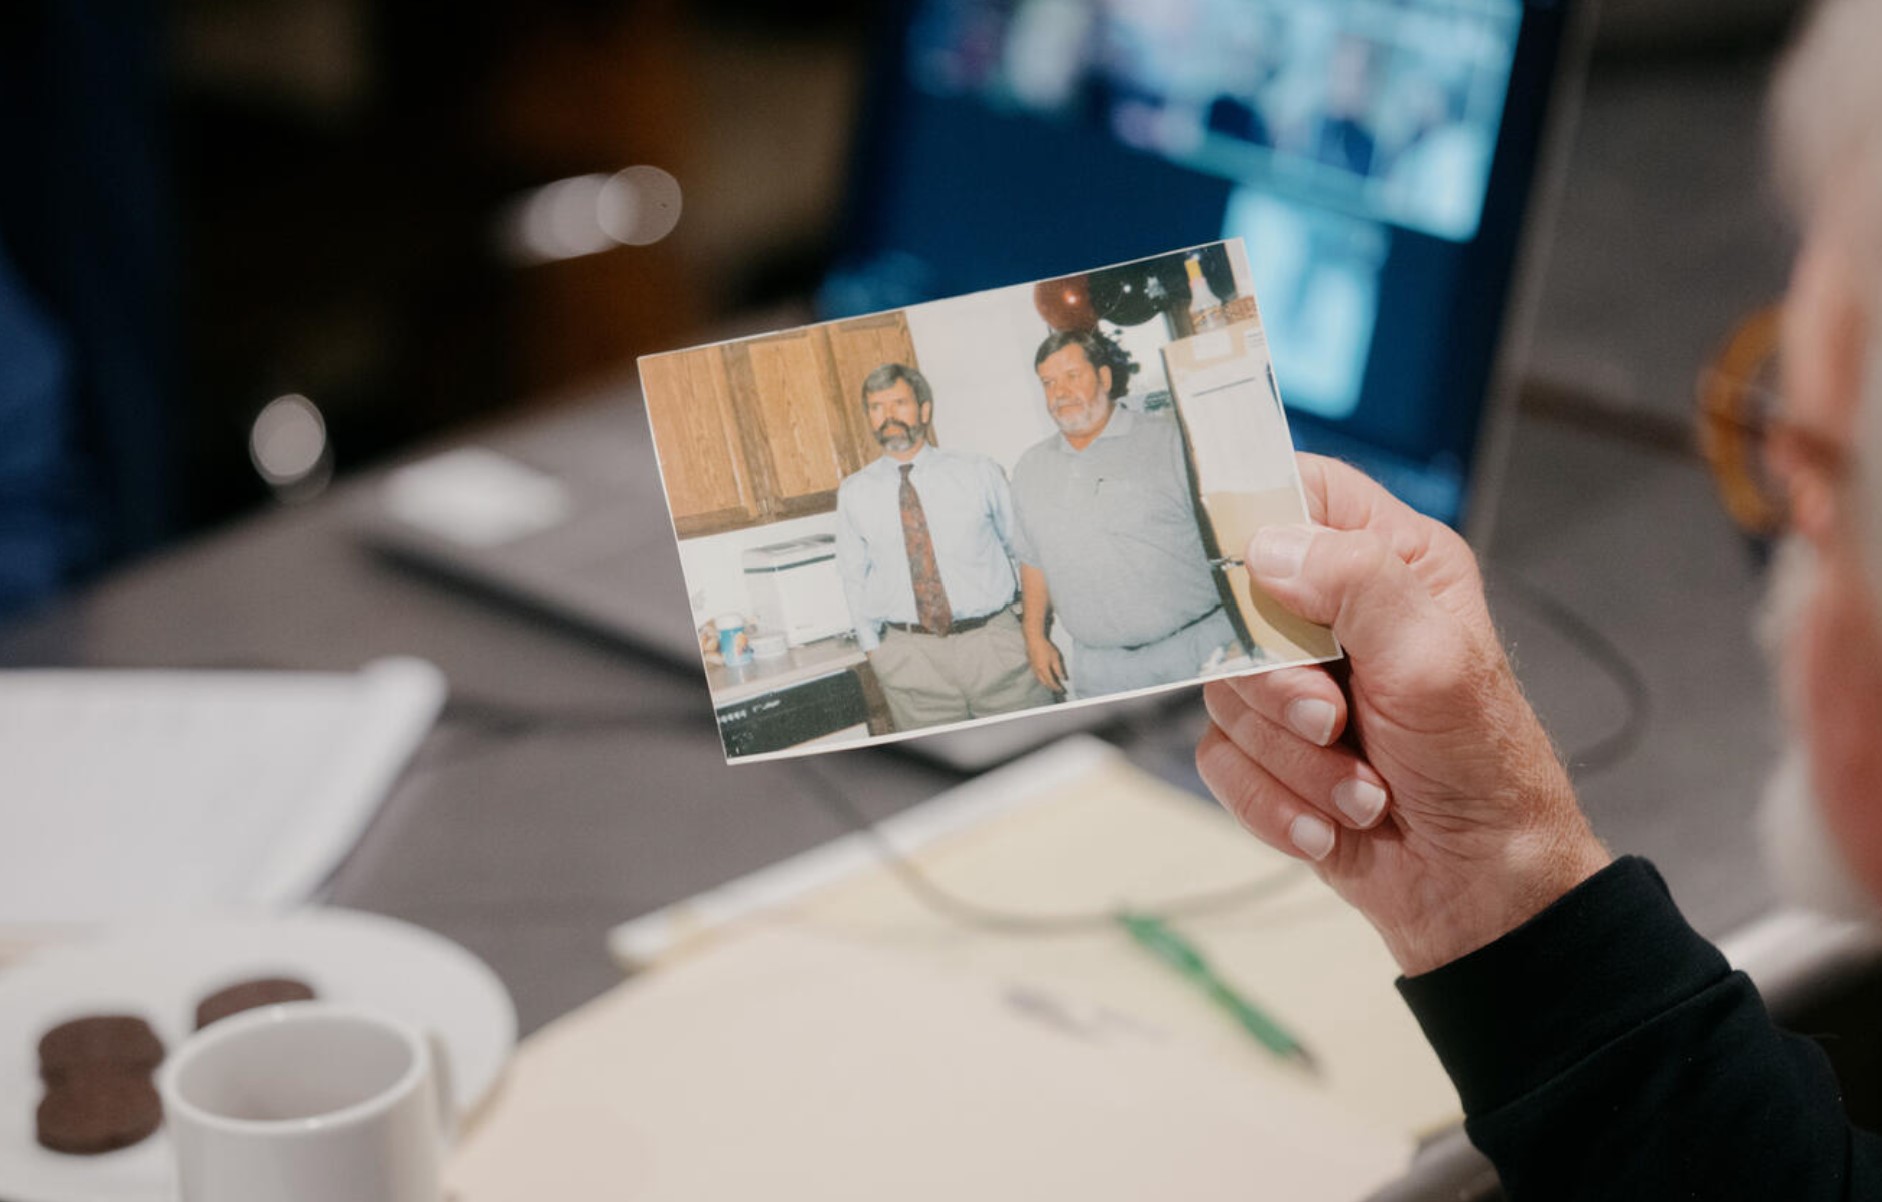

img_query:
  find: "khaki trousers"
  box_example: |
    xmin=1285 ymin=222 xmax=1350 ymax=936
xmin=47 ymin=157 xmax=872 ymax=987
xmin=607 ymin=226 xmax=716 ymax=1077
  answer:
xmin=868 ymin=608 xmax=1055 ymax=732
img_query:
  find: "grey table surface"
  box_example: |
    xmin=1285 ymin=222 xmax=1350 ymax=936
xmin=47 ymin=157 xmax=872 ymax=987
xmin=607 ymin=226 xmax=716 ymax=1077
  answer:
xmin=0 ymin=379 xmax=1778 ymax=1037
xmin=0 ymin=342 xmax=1782 ymax=1202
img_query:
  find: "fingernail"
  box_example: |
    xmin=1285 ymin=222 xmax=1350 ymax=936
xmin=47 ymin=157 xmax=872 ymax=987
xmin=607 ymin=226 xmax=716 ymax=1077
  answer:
xmin=1251 ymin=525 xmax=1314 ymax=580
xmin=1332 ymin=779 xmax=1387 ymax=827
xmin=1285 ymin=697 xmax=1337 ymax=746
xmin=1289 ymin=813 xmax=1336 ymax=861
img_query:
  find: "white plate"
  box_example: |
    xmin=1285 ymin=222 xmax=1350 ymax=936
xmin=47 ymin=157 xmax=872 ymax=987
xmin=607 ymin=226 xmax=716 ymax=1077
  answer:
xmin=0 ymin=909 xmax=517 ymax=1202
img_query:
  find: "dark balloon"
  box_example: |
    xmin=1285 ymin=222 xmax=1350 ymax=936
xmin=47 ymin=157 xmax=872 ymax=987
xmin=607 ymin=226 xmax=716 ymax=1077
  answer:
xmin=1088 ymin=256 xmax=1191 ymax=327
xmin=1033 ymin=274 xmax=1097 ymax=331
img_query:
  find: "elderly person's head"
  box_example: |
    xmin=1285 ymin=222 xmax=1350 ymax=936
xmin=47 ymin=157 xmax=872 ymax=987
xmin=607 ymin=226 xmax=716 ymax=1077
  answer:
xmin=1759 ymin=0 xmax=1882 ymax=913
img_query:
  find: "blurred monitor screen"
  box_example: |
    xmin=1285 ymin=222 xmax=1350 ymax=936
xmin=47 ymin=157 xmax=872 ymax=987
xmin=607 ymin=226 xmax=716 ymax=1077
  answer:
xmin=821 ymin=0 xmax=1574 ymax=529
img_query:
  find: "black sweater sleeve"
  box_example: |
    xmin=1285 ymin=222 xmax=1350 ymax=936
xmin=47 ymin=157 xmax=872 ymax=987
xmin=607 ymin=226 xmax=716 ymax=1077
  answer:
xmin=1397 ymin=856 xmax=1882 ymax=1200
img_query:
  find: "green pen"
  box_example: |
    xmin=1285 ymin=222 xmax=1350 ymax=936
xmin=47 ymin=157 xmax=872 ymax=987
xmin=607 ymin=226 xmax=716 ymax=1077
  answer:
xmin=1116 ymin=910 xmax=1321 ymax=1075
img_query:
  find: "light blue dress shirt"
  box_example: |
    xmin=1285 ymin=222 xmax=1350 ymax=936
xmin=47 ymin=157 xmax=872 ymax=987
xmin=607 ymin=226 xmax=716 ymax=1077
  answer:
xmin=834 ymin=443 xmax=1024 ymax=651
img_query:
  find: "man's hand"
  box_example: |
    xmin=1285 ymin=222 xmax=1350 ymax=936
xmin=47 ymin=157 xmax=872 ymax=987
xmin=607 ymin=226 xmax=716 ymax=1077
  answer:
xmin=1026 ymin=633 xmax=1067 ymax=693
xmin=1019 ymin=563 xmax=1067 ymax=693
xmin=1197 ymin=454 xmax=1610 ymax=976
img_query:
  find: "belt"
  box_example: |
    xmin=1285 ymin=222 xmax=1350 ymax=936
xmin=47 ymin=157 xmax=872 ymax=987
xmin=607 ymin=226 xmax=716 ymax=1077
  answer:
xmin=883 ymin=606 xmax=1010 ymax=637
xmin=1120 ymin=605 xmax=1224 ymax=652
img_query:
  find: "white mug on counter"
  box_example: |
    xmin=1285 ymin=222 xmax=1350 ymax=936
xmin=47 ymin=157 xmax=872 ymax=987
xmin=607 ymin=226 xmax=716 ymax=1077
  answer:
xmin=158 ymin=1002 xmax=454 ymax=1202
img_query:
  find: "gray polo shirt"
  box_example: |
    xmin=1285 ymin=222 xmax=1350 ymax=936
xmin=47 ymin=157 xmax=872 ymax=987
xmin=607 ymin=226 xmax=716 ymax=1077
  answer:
xmin=1009 ymin=407 xmax=1222 ymax=650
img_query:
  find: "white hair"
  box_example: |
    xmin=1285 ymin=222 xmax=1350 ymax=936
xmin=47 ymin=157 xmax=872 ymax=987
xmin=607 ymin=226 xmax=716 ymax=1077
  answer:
xmin=1774 ymin=0 xmax=1882 ymax=272
xmin=1772 ymin=0 xmax=1882 ymax=599
xmin=1756 ymin=539 xmax=1882 ymax=918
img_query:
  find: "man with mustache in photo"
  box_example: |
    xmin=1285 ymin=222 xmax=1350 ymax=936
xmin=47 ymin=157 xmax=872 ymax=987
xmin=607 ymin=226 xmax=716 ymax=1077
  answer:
xmin=834 ymin=363 xmax=1053 ymax=732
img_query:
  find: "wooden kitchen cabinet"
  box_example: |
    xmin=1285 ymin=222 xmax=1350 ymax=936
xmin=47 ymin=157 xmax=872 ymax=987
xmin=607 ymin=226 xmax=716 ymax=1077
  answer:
xmin=642 ymin=312 xmax=918 ymax=536
xmin=824 ymin=313 xmax=921 ymax=434
xmin=638 ymin=348 xmax=766 ymax=536
xmin=729 ymin=330 xmax=869 ymax=521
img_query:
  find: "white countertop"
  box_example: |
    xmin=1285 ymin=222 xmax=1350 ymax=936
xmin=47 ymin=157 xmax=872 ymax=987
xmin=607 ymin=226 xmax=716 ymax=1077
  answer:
xmin=705 ymin=635 xmax=867 ymax=706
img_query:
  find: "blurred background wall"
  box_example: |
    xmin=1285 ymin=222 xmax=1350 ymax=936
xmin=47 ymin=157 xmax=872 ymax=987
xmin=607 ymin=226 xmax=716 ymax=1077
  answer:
xmin=169 ymin=0 xmax=870 ymax=527
xmin=1 ymin=0 xmax=1813 ymax=609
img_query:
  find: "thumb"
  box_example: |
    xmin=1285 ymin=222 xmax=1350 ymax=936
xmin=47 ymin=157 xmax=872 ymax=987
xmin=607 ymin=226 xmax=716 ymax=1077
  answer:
xmin=1247 ymin=524 xmax=1444 ymax=664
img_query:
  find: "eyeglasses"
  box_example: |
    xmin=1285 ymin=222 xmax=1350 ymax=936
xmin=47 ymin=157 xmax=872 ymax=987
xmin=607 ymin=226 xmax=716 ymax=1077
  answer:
xmin=1696 ymin=305 xmax=1849 ymax=539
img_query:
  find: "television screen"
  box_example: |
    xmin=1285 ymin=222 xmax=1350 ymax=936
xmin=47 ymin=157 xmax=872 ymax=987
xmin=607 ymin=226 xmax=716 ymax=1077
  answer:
xmin=822 ymin=0 xmax=1570 ymax=528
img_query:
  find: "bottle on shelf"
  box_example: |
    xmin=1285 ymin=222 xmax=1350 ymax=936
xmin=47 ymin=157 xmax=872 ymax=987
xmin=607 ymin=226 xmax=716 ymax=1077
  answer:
xmin=1184 ymin=252 xmax=1227 ymax=333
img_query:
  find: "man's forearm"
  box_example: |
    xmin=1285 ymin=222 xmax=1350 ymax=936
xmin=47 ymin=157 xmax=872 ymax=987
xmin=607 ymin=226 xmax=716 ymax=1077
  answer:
xmin=1020 ymin=563 xmax=1051 ymax=640
xmin=832 ymin=505 xmax=878 ymax=650
xmin=1403 ymin=858 xmax=1882 ymax=1198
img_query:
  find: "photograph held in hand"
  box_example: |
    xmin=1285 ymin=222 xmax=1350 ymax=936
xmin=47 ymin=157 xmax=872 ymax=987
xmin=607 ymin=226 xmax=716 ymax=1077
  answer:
xmin=639 ymin=240 xmax=1338 ymax=763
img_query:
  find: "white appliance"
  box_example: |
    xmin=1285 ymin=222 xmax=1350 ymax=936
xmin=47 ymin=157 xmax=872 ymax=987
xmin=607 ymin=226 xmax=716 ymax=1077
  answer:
xmin=742 ymin=535 xmax=851 ymax=647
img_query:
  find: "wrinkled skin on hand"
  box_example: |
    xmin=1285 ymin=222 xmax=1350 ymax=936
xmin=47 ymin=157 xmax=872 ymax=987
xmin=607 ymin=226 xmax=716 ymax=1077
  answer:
xmin=1197 ymin=455 xmax=1611 ymax=976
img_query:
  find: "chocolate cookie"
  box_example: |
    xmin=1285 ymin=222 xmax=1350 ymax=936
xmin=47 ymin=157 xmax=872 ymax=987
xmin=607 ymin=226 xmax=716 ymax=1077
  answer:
xmin=194 ymin=976 xmax=317 ymax=1029
xmin=35 ymin=1069 xmax=163 ymax=1155
xmin=36 ymin=1016 xmax=164 ymax=1084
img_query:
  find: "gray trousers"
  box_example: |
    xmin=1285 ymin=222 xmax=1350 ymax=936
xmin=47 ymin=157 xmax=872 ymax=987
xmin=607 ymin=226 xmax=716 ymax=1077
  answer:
xmin=868 ymin=608 xmax=1055 ymax=732
xmin=1072 ymin=607 xmax=1242 ymax=700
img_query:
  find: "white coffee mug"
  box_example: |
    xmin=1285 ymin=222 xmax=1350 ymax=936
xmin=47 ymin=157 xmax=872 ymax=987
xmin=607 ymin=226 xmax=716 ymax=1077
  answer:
xmin=158 ymin=1002 xmax=454 ymax=1202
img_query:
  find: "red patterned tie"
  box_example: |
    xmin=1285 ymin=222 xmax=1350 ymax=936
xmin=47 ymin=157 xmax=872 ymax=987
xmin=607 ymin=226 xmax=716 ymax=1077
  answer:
xmin=899 ymin=464 xmax=953 ymax=635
